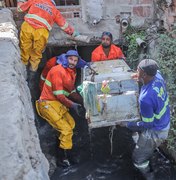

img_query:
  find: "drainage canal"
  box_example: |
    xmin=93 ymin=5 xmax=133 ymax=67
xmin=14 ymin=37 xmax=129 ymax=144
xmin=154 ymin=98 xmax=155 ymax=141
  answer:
xmin=33 ymin=46 xmax=176 ymax=180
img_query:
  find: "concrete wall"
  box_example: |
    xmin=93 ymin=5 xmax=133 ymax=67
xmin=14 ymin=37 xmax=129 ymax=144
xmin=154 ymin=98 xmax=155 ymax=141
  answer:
xmin=12 ymin=0 xmax=155 ymax=46
xmin=49 ymin=0 xmax=154 ymax=46
xmin=0 ymin=8 xmax=49 ymax=180
xmin=7 ymin=0 xmax=176 ymax=46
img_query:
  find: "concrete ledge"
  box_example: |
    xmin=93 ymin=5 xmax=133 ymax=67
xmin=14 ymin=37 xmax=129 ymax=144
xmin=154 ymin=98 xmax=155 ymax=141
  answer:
xmin=0 ymin=8 xmax=49 ymax=180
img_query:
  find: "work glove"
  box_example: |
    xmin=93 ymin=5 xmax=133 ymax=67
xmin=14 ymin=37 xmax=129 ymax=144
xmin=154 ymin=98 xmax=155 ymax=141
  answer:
xmin=71 ymin=103 xmax=85 ymax=117
xmin=72 ymin=31 xmax=80 ymax=37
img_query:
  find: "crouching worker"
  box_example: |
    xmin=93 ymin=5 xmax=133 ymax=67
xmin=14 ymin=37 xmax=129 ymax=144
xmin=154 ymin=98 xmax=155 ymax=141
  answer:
xmin=39 ymin=50 xmax=88 ymax=92
xmin=36 ymin=50 xmax=87 ymax=168
xmin=118 ymin=59 xmax=170 ymax=180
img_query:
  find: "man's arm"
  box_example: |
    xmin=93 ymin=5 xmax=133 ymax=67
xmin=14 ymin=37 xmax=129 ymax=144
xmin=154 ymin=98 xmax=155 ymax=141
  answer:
xmin=69 ymin=92 xmax=83 ymax=105
xmin=54 ymin=10 xmax=75 ymax=36
xmin=52 ymin=71 xmax=74 ymax=108
xmin=17 ymin=0 xmax=32 ymax=12
xmin=115 ymin=46 xmax=125 ymax=60
xmin=127 ymin=101 xmax=155 ymax=131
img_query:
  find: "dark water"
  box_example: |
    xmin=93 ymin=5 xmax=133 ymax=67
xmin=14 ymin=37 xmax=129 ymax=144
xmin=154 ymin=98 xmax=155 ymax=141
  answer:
xmin=51 ymin=151 xmax=176 ymax=180
xmin=37 ymin=113 xmax=176 ymax=180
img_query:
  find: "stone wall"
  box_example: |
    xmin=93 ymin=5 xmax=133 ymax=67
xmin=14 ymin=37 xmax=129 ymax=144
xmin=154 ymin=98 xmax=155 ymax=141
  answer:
xmin=0 ymin=8 xmax=49 ymax=180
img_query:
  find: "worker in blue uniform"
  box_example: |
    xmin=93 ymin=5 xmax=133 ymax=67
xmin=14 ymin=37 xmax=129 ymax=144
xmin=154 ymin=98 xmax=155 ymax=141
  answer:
xmin=119 ymin=59 xmax=170 ymax=180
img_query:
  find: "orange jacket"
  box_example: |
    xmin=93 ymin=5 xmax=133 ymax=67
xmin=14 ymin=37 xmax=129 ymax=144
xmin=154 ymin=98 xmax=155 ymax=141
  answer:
xmin=17 ymin=0 xmax=74 ymax=34
xmin=91 ymin=44 xmax=125 ymax=62
xmin=40 ymin=64 xmax=82 ymax=108
xmin=39 ymin=57 xmax=57 ymax=91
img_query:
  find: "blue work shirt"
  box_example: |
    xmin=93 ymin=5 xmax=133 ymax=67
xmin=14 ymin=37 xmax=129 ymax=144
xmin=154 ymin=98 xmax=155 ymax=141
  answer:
xmin=128 ymin=71 xmax=170 ymax=131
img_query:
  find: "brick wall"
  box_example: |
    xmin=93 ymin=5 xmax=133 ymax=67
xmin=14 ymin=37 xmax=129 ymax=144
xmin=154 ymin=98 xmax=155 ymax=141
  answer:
xmin=10 ymin=0 xmax=176 ymax=46
xmin=133 ymin=5 xmax=152 ymax=17
xmin=58 ymin=6 xmax=81 ymax=18
xmin=12 ymin=6 xmax=81 ymax=23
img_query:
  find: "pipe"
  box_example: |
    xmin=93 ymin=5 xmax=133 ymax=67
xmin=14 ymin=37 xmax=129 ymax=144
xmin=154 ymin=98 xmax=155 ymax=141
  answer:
xmin=121 ymin=18 xmax=129 ymax=28
xmin=136 ymin=38 xmax=147 ymax=49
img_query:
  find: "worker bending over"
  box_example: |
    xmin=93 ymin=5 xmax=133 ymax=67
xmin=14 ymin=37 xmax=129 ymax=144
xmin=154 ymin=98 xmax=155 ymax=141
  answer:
xmin=17 ymin=0 xmax=79 ymax=88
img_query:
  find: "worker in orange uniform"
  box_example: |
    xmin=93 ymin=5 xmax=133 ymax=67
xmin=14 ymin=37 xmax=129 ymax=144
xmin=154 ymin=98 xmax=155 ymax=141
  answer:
xmin=17 ymin=0 xmax=79 ymax=89
xmin=36 ymin=50 xmax=87 ymax=168
xmin=91 ymin=31 xmax=125 ymax=62
xmin=39 ymin=51 xmax=88 ymax=91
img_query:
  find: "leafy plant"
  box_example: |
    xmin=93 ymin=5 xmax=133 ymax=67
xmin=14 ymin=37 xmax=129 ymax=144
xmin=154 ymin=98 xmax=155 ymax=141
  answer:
xmin=123 ymin=26 xmax=147 ymax=70
xmin=155 ymin=30 xmax=176 ymax=150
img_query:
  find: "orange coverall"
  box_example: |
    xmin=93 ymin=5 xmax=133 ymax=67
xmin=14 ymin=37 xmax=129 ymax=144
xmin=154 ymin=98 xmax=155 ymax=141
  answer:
xmin=36 ymin=64 xmax=82 ymax=149
xmin=91 ymin=44 xmax=125 ymax=62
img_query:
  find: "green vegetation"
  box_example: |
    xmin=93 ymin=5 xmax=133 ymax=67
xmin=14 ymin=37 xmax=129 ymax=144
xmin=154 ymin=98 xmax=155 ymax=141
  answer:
xmin=123 ymin=26 xmax=147 ymax=70
xmin=155 ymin=30 xmax=176 ymax=150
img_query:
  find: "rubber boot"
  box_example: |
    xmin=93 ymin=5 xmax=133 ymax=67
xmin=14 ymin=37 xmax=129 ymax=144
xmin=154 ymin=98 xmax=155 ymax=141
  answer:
xmin=57 ymin=148 xmax=71 ymax=168
xmin=139 ymin=166 xmax=155 ymax=180
xmin=27 ymin=70 xmax=36 ymax=89
xmin=67 ymin=149 xmax=80 ymax=165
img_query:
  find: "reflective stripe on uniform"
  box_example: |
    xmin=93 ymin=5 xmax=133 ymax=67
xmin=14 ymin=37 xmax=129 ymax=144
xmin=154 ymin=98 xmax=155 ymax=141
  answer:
xmin=155 ymin=97 xmax=169 ymax=119
xmin=60 ymin=22 xmax=68 ymax=30
xmin=71 ymin=89 xmax=76 ymax=94
xmin=45 ymin=79 xmax=52 ymax=87
xmin=44 ymin=79 xmax=71 ymax=96
xmin=142 ymin=115 xmax=154 ymax=123
xmin=25 ymin=14 xmax=52 ymax=31
xmin=40 ymin=74 xmax=46 ymax=81
xmin=17 ymin=7 xmax=23 ymax=12
xmin=53 ymin=90 xmax=70 ymax=96
xmin=134 ymin=161 xmax=149 ymax=169
xmin=142 ymin=97 xmax=169 ymax=123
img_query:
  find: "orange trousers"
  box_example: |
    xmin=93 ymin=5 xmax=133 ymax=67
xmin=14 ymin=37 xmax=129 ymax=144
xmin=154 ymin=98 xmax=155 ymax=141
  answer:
xmin=36 ymin=100 xmax=75 ymax=149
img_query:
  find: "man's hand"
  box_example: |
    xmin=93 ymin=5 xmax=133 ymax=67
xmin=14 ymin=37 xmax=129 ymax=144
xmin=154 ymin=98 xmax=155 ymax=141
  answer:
xmin=71 ymin=103 xmax=85 ymax=117
xmin=116 ymin=121 xmax=128 ymax=127
xmin=131 ymin=73 xmax=138 ymax=80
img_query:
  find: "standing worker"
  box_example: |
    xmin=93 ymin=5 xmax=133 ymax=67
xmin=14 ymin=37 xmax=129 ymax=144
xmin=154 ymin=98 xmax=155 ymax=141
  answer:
xmin=91 ymin=31 xmax=125 ymax=62
xmin=39 ymin=51 xmax=87 ymax=91
xmin=36 ymin=50 xmax=87 ymax=167
xmin=17 ymin=0 xmax=79 ymax=87
xmin=119 ymin=59 xmax=170 ymax=180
